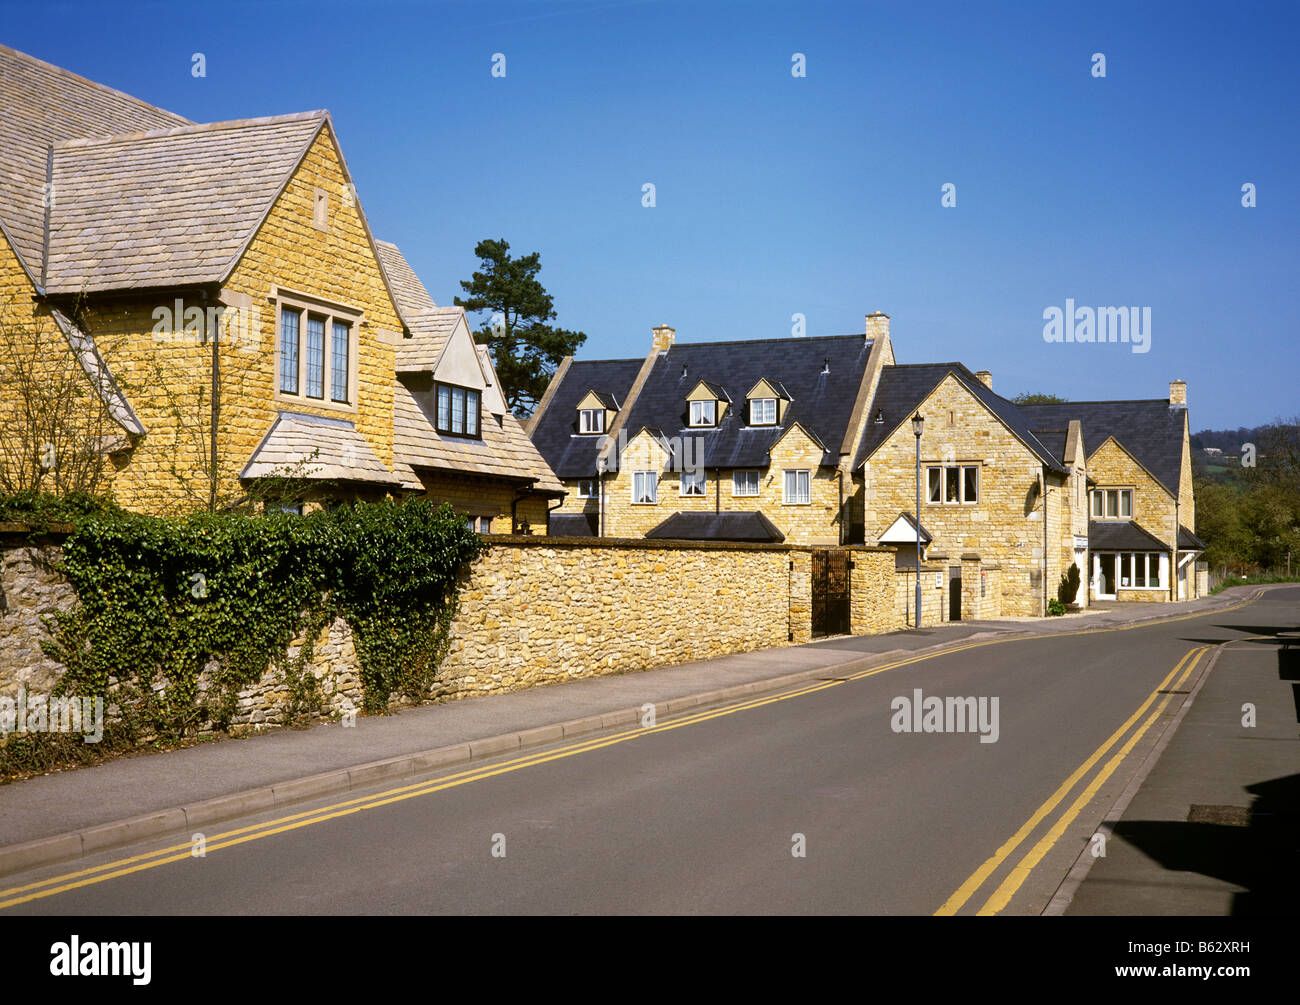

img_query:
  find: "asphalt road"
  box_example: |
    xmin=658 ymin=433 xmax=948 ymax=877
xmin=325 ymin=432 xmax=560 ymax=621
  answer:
xmin=4 ymin=587 xmax=1296 ymax=915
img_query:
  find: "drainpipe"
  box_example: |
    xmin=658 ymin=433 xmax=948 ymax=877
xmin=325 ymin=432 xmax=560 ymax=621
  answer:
xmin=1042 ymin=465 xmax=1049 ymax=616
xmin=836 ymin=469 xmax=845 ymax=546
xmin=547 ymin=495 xmax=563 ymax=536
xmin=1172 ymin=496 xmax=1179 ymax=601
xmin=715 ymin=467 xmax=720 ymax=514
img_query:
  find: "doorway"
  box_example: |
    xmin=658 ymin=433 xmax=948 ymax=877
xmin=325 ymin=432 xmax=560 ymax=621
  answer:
xmin=1098 ymin=554 xmax=1116 ymax=599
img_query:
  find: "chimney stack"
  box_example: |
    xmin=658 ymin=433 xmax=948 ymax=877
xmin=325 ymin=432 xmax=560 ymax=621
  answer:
xmin=975 ymin=370 xmax=993 ymax=390
xmin=652 ymin=323 xmax=675 ymax=352
xmin=1169 ymin=379 xmax=1187 ymax=407
xmin=865 ymin=311 xmax=890 ymax=342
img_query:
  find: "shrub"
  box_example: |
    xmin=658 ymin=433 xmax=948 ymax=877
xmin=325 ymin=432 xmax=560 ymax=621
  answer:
xmin=1046 ymin=598 xmax=1067 ymax=616
xmin=1057 ymin=562 xmax=1081 ymax=605
xmin=38 ymin=498 xmax=488 ymax=740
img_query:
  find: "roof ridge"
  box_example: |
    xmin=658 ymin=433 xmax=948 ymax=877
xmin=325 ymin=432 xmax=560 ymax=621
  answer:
xmin=0 ymin=43 xmax=192 ymax=127
xmin=666 ymin=333 xmax=870 ymax=348
xmin=53 ymin=110 xmax=329 ymax=149
xmin=1019 ymin=398 xmax=1169 ymax=406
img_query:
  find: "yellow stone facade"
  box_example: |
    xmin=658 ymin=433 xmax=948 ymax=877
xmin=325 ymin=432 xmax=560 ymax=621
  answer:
xmin=0 ymin=124 xmax=555 ymax=523
xmin=862 ymin=374 xmax=1077 ymax=617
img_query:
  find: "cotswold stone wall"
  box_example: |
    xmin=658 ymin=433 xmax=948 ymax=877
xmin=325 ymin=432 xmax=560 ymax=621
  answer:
xmin=0 ymin=532 xmax=895 ymax=735
xmin=0 ymin=536 xmax=74 ymax=696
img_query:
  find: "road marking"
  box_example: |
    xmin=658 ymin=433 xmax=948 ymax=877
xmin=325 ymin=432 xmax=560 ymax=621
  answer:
xmin=0 ymin=591 xmax=1267 ymax=910
xmin=975 ymin=646 xmax=1205 ymax=915
xmin=934 ymin=646 xmax=1207 ymax=916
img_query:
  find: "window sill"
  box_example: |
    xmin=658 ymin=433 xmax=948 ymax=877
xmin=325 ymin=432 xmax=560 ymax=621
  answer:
xmin=274 ymin=392 xmax=358 ymax=415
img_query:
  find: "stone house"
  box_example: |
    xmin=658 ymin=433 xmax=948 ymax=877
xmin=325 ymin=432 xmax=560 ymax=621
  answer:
xmin=0 ymin=43 xmax=560 ymax=529
xmin=527 ymin=315 xmax=895 ymax=545
xmin=530 ymin=312 xmax=1201 ymax=616
xmin=858 ymin=366 xmax=1202 ymax=617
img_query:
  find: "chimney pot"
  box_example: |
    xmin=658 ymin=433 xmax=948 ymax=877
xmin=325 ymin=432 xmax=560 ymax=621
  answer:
xmin=652 ymin=323 xmax=675 ymax=352
xmin=1169 ymin=379 xmax=1187 ymax=407
xmin=975 ymin=370 xmax=993 ymax=390
xmin=865 ymin=311 xmax=890 ymax=341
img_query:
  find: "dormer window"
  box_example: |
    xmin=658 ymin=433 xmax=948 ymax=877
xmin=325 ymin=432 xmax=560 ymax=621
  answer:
xmin=689 ymin=400 xmax=716 ymax=427
xmin=579 ymin=408 xmax=605 ymax=434
xmin=436 ymin=382 xmax=481 ymax=439
xmin=750 ymin=398 xmax=777 ymax=425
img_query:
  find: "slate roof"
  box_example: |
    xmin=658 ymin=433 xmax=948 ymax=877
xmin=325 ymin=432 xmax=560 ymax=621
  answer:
xmin=0 ymin=43 xmax=191 ymax=280
xmin=529 ymin=357 xmax=646 ymax=479
xmin=550 ymin=512 xmax=598 ymax=537
xmin=1088 ymin=520 xmax=1169 ymax=552
xmin=1178 ymin=524 xmax=1205 ymax=550
xmin=644 ymin=511 xmax=785 ymax=543
xmin=532 ymin=335 xmax=876 ymax=479
xmin=1018 ymin=400 xmax=1187 ymax=495
xmin=241 ymin=411 xmax=400 ymax=486
xmin=877 ymin=511 xmax=932 ymax=545
xmin=45 ymin=112 xmax=327 ymax=293
xmin=855 ymin=364 xmax=1066 ymax=471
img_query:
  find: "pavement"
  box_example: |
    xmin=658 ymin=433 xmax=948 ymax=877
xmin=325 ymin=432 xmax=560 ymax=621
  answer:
xmin=1061 ymin=612 xmax=1300 ymax=915
xmin=0 ymin=583 xmax=1285 ymax=887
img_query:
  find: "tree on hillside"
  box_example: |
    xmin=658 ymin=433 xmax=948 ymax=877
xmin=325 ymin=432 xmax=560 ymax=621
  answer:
xmin=454 ymin=238 xmax=588 ymax=417
xmin=1012 ymin=392 xmax=1068 ymax=405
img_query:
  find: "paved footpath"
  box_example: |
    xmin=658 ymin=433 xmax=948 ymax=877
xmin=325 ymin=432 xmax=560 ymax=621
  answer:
xmin=1059 ymin=596 xmax=1300 ymax=915
xmin=0 ymin=586 xmax=1278 ymax=879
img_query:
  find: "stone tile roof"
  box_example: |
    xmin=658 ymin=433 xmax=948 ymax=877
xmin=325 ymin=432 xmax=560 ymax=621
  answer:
xmin=394 ymin=308 xmax=463 ymax=373
xmin=644 ymin=510 xmax=786 ymax=543
xmin=391 ymin=377 xmax=563 ymax=492
xmin=1019 ymin=400 xmax=1187 ymax=495
xmin=241 ymin=411 xmax=401 ymax=486
xmin=0 ymin=43 xmax=191 ymax=280
xmin=375 ymin=240 xmax=437 ymax=322
xmin=46 ymin=305 xmax=146 ymax=435
xmin=46 ymin=112 xmax=327 ymax=293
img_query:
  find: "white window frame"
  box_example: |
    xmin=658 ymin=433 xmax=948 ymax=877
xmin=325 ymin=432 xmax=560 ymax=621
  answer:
xmin=579 ymin=408 xmax=605 ymax=434
xmin=750 ymin=398 xmax=777 ymax=425
xmin=733 ymin=469 xmax=760 ymax=497
xmin=577 ymin=479 xmax=598 ymax=499
xmin=1092 ymin=488 xmax=1133 ymax=519
xmin=926 ymin=464 xmax=979 ymax=504
xmin=680 ymin=470 xmax=706 ymax=496
xmin=1117 ymin=551 xmax=1163 ymax=589
xmin=783 ymin=469 xmax=811 ymax=505
xmin=689 ymin=400 xmax=716 ymax=427
xmin=274 ymin=291 xmax=361 ymax=414
xmin=632 ymin=470 xmax=658 ymax=504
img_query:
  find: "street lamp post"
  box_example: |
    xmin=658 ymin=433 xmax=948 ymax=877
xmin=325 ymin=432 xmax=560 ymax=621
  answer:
xmin=912 ymin=412 xmax=924 ymax=628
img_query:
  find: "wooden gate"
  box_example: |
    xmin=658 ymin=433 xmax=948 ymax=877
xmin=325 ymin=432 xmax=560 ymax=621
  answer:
xmin=811 ymin=549 xmax=851 ymax=638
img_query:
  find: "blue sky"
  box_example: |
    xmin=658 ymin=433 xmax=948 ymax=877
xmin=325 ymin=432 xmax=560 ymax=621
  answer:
xmin=5 ymin=0 xmax=1297 ymax=428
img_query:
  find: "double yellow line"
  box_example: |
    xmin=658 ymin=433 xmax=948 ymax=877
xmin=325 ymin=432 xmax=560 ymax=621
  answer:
xmin=0 ymin=591 xmax=1261 ymax=911
xmin=934 ymin=645 xmax=1208 ymax=916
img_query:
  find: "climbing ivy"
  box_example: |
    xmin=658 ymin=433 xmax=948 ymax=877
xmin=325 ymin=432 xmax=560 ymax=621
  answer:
xmin=39 ymin=499 xmax=487 ymax=739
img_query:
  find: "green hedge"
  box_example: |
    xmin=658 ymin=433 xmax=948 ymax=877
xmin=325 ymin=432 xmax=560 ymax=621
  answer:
xmin=34 ymin=498 xmax=487 ymax=739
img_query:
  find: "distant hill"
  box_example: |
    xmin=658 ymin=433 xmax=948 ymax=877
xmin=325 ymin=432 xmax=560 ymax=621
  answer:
xmin=1191 ymin=426 xmax=1269 ymax=454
